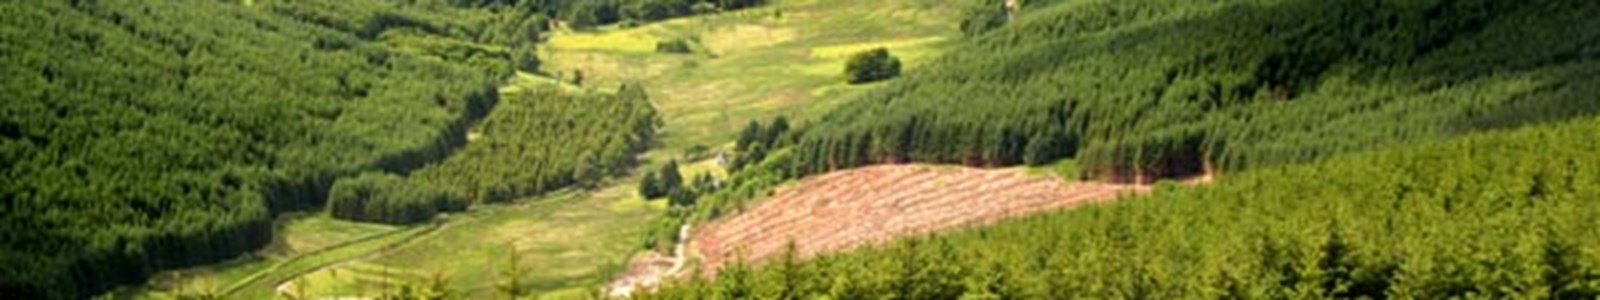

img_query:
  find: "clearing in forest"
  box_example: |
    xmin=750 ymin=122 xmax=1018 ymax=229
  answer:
xmin=542 ymin=0 xmax=961 ymax=157
xmin=690 ymin=165 xmax=1147 ymax=276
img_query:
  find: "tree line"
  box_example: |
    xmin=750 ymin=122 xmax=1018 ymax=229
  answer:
xmin=642 ymin=114 xmax=1600 ymax=299
xmin=441 ymin=0 xmax=767 ymax=29
xmin=329 ymin=84 xmax=660 ymax=224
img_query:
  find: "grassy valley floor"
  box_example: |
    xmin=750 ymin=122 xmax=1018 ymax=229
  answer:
xmin=116 ymin=0 xmax=963 ymax=298
xmin=541 ymin=0 xmax=962 ymax=158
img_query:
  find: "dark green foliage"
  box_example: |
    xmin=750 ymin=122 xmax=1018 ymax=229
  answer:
xmin=691 ymin=173 xmax=718 ymax=196
xmin=737 ymin=120 xmax=766 ymax=152
xmin=766 ymin=116 xmax=790 ymax=146
xmin=409 ymin=87 xmax=659 ymax=204
xmin=959 ymin=0 xmax=1074 ymax=37
xmin=644 ymin=116 xmax=1600 ymax=299
xmin=640 ymin=160 xmax=687 ymax=200
xmin=713 ymin=0 xmax=766 ymax=11
xmin=659 ymin=160 xmax=685 ymax=195
xmin=639 ymin=171 xmax=664 ymax=199
xmin=791 ymin=0 xmax=1600 ymax=182
xmin=656 ymin=37 xmax=696 ymax=54
xmin=668 ymin=188 xmax=698 ymax=207
xmin=328 ymin=173 xmax=462 ymax=225
xmin=467 ymin=0 xmax=764 ymax=29
xmin=731 ymin=117 xmax=792 ymax=171
xmin=844 ymin=48 xmax=903 ymax=84
xmin=1023 ymin=128 xmax=1074 ymax=166
xmin=959 ymin=0 xmax=1011 ymax=37
xmin=0 ymin=1 xmax=508 ymax=298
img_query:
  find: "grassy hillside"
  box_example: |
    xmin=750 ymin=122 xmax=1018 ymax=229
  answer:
xmin=540 ymin=0 xmax=964 ymax=157
xmin=783 ymin=0 xmax=1600 ymax=181
xmin=0 ymin=0 xmax=523 ymax=297
xmin=647 ymin=0 xmax=1600 ymax=296
xmin=286 ymin=185 xmax=665 ymax=299
xmin=645 ymin=114 xmax=1600 ymax=299
xmin=535 ymin=0 xmax=971 ymax=259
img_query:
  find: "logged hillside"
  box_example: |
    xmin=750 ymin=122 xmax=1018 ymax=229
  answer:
xmin=647 ymin=115 xmax=1600 ymax=299
xmin=692 ymin=165 xmax=1137 ymax=277
xmin=785 ymin=0 xmax=1600 ymax=182
xmin=0 ymin=1 xmax=520 ymax=298
xmin=640 ymin=0 xmax=1600 ymax=297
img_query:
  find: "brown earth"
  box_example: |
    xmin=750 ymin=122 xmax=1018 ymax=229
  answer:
xmin=690 ymin=164 xmax=1148 ymax=277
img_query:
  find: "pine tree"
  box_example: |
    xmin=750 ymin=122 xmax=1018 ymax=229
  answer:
xmin=495 ymin=245 xmax=526 ymax=299
xmin=660 ymin=160 xmax=684 ymax=194
xmin=737 ymin=120 xmax=765 ymax=151
xmin=766 ymin=116 xmax=791 ymax=147
xmin=639 ymin=171 xmax=662 ymax=199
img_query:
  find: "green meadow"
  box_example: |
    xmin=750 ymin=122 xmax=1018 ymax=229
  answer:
xmin=112 ymin=0 xmax=964 ymax=298
xmin=542 ymin=0 xmax=963 ymax=158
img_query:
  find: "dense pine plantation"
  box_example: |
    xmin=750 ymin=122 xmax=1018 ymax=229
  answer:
xmin=0 ymin=0 xmax=524 ymax=298
xmin=786 ymin=0 xmax=1600 ymax=181
xmin=645 ymin=116 xmax=1600 ymax=299
xmin=327 ymin=86 xmax=658 ymax=225
xmin=409 ymin=86 xmax=660 ymax=205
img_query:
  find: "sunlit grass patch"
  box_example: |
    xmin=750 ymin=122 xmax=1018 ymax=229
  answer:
xmin=547 ymin=27 xmax=661 ymax=53
xmin=291 ymin=187 xmax=660 ymax=298
xmin=807 ymin=36 xmax=947 ymax=59
xmin=279 ymin=216 xmax=397 ymax=255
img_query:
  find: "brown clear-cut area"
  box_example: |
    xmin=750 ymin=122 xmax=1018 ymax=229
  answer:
xmin=690 ymin=164 xmax=1159 ymax=277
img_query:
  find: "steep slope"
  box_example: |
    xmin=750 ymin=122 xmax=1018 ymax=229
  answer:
xmin=787 ymin=0 xmax=1600 ymax=181
xmin=644 ymin=112 xmax=1600 ymax=299
xmin=691 ymin=165 xmax=1140 ymax=276
xmin=0 ymin=1 xmax=509 ymax=298
xmin=638 ymin=0 xmax=1600 ymax=297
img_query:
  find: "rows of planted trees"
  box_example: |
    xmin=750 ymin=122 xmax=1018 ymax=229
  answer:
xmin=0 ymin=0 xmax=744 ymax=296
xmin=786 ymin=0 xmax=1600 ymax=182
xmin=644 ymin=116 xmax=1600 ymax=299
xmin=327 ymin=86 xmax=658 ymax=224
xmin=0 ymin=0 xmax=537 ymax=298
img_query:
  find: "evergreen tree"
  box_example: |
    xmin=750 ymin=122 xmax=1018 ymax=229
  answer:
xmin=737 ymin=120 xmax=766 ymax=151
xmin=495 ymin=246 xmax=526 ymax=299
xmin=669 ymin=187 xmax=697 ymax=207
xmin=766 ymin=116 xmax=791 ymax=147
xmin=639 ymin=171 xmax=663 ymax=199
xmin=660 ymin=160 xmax=684 ymax=195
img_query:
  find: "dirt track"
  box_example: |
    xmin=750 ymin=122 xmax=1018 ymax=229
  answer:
xmin=690 ymin=165 xmax=1143 ymax=276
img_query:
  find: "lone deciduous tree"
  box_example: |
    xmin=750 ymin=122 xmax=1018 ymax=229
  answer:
xmin=845 ymin=47 xmax=902 ymax=84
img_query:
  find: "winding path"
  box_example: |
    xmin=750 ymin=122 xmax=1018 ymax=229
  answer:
xmin=606 ymin=222 xmax=693 ymax=298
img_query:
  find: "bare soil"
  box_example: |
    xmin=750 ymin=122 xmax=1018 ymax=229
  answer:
xmin=690 ymin=165 xmax=1143 ymax=277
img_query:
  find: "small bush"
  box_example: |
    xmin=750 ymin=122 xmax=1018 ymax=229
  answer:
xmin=844 ymin=48 xmax=902 ymax=84
xmin=656 ymin=37 xmax=695 ymax=54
